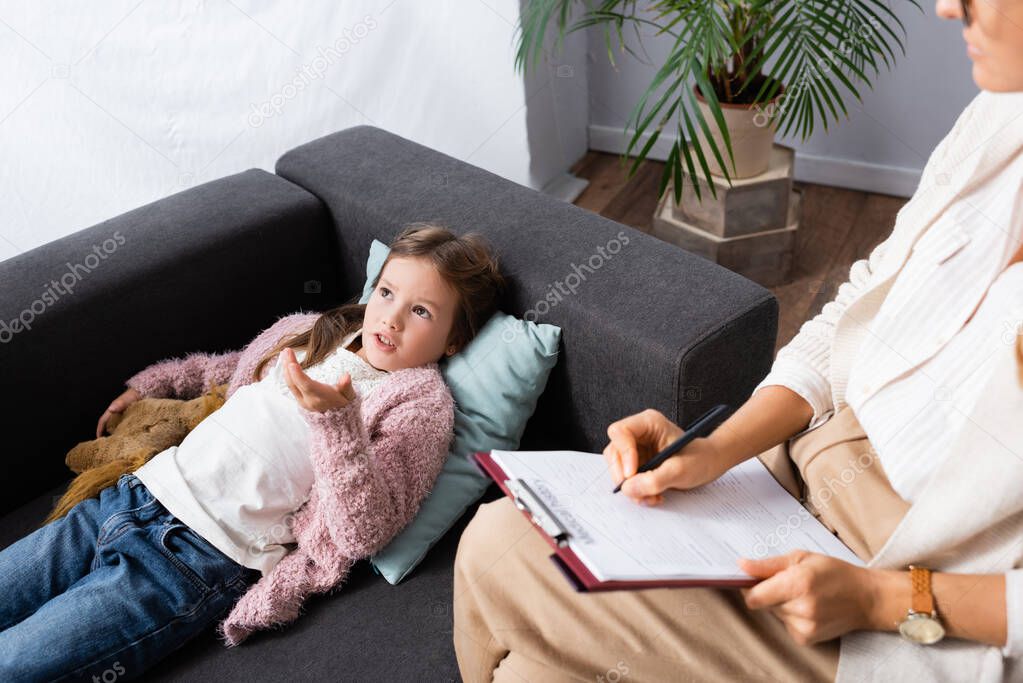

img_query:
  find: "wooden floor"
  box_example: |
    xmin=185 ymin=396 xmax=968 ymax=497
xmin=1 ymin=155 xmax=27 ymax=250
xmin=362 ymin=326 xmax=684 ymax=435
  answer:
xmin=570 ymin=151 xmax=909 ymax=353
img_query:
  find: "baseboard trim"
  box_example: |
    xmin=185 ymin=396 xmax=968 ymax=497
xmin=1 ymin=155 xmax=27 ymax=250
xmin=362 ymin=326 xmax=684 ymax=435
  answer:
xmin=541 ymin=172 xmax=591 ymax=203
xmin=589 ymin=124 xmax=921 ymax=199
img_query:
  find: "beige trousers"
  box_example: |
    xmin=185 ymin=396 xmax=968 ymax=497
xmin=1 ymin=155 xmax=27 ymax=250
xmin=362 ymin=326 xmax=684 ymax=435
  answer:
xmin=453 ymin=406 xmax=911 ymax=682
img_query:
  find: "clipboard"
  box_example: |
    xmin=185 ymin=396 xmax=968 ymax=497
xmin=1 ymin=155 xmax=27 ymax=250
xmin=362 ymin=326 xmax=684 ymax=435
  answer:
xmin=470 ymin=451 xmax=758 ymax=592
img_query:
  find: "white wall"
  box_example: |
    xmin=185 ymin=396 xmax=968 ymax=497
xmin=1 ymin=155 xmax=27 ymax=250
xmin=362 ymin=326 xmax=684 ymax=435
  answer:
xmin=586 ymin=1 xmax=979 ymax=198
xmin=0 ymin=0 xmax=589 ymax=263
xmin=3 ymin=1 xmax=973 ymax=266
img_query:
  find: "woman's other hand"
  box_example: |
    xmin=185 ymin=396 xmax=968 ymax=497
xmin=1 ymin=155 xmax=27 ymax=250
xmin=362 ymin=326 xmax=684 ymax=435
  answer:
xmin=280 ymin=348 xmax=357 ymax=413
xmin=738 ymin=550 xmax=887 ymax=645
xmin=602 ymin=408 xmax=731 ymax=506
xmin=96 ymin=387 xmax=142 ymax=438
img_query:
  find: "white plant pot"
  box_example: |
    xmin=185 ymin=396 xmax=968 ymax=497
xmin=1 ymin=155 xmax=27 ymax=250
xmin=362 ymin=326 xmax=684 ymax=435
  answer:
xmin=693 ymin=83 xmax=784 ymax=179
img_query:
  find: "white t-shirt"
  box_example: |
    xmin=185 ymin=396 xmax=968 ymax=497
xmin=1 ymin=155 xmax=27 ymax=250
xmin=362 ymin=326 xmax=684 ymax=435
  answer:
xmin=135 ymin=327 xmax=389 ymax=576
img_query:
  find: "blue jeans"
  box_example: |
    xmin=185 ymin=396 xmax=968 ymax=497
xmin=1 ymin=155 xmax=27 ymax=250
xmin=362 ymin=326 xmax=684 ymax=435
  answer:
xmin=0 ymin=473 xmax=261 ymax=682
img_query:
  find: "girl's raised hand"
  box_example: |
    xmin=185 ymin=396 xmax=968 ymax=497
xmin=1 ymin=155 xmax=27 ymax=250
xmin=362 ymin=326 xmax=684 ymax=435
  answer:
xmin=280 ymin=348 xmax=357 ymax=413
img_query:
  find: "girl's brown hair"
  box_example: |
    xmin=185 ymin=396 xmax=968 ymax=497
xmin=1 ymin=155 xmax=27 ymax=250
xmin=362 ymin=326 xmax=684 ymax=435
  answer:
xmin=252 ymin=223 xmax=506 ymax=381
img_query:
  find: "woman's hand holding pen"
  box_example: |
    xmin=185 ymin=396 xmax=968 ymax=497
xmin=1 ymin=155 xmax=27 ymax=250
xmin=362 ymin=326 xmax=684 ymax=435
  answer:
xmin=603 ymin=387 xmax=822 ymax=507
xmin=280 ymin=348 xmax=357 ymax=413
xmin=602 ymin=409 xmax=732 ymax=506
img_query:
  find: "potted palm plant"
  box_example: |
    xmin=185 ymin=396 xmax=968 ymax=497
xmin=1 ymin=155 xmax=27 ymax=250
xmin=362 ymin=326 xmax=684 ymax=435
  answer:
xmin=515 ymin=0 xmax=921 ymax=201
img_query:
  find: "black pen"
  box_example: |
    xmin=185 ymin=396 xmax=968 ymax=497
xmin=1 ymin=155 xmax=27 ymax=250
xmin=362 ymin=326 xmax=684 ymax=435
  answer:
xmin=611 ymin=404 xmax=730 ymax=494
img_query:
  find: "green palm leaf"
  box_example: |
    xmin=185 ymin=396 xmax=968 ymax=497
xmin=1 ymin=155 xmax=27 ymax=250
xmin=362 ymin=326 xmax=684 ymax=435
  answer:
xmin=515 ymin=0 xmax=922 ymax=202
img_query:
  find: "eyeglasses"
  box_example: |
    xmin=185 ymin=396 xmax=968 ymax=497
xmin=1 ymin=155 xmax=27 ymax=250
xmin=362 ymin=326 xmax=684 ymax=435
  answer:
xmin=961 ymin=0 xmax=972 ymax=26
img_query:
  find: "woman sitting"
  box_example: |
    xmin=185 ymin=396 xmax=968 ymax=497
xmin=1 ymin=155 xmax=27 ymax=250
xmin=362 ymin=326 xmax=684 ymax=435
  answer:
xmin=452 ymin=0 xmax=1023 ymax=680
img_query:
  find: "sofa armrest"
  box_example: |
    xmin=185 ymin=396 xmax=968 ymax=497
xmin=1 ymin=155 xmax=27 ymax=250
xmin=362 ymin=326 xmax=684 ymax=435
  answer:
xmin=0 ymin=169 xmax=337 ymax=515
xmin=276 ymin=126 xmax=778 ymax=453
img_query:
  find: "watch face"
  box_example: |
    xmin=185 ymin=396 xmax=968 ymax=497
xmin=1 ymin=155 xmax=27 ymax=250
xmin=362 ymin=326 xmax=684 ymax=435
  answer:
xmin=899 ymin=614 xmax=945 ymax=644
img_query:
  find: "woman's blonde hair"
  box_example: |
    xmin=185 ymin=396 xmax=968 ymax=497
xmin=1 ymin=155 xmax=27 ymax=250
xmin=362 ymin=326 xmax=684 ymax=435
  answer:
xmin=253 ymin=223 xmax=506 ymax=380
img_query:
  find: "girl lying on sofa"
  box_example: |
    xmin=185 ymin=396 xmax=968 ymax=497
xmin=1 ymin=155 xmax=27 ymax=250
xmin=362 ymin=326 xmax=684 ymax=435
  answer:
xmin=0 ymin=224 xmax=506 ymax=681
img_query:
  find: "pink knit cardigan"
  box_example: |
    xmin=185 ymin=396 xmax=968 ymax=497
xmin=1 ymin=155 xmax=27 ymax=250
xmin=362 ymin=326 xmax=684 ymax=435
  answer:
xmin=125 ymin=312 xmax=456 ymax=647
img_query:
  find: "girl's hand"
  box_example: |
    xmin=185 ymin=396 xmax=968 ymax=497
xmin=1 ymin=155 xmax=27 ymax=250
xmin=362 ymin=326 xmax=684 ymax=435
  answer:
xmin=738 ymin=550 xmax=882 ymax=645
xmin=280 ymin=348 xmax=357 ymax=412
xmin=602 ymin=409 xmax=732 ymax=506
xmin=96 ymin=387 xmax=141 ymax=438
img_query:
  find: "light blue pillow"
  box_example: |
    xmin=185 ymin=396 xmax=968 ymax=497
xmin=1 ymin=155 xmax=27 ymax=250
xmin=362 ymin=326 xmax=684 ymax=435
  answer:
xmin=357 ymin=239 xmax=561 ymax=583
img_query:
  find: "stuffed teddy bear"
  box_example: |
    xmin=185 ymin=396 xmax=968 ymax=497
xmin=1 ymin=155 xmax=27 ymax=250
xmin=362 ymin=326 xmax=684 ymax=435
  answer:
xmin=42 ymin=382 xmax=228 ymax=526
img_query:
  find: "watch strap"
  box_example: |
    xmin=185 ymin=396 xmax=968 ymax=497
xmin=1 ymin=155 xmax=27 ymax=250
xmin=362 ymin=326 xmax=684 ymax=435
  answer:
xmin=910 ymin=565 xmax=935 ymax=614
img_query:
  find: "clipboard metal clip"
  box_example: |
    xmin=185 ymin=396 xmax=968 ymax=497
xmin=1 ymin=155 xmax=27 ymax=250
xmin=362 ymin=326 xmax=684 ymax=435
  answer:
xmin=507 ymin=478 xmax=570 ymax=548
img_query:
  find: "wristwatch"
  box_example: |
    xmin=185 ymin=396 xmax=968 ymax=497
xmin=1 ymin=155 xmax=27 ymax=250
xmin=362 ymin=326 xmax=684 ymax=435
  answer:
xmin=897 ymin=565 xmax=946 ymax=644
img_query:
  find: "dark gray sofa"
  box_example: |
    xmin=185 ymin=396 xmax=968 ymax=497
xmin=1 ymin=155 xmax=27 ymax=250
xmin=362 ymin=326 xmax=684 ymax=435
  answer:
xmin=0 ymin=125 xmax=778 ymax=680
